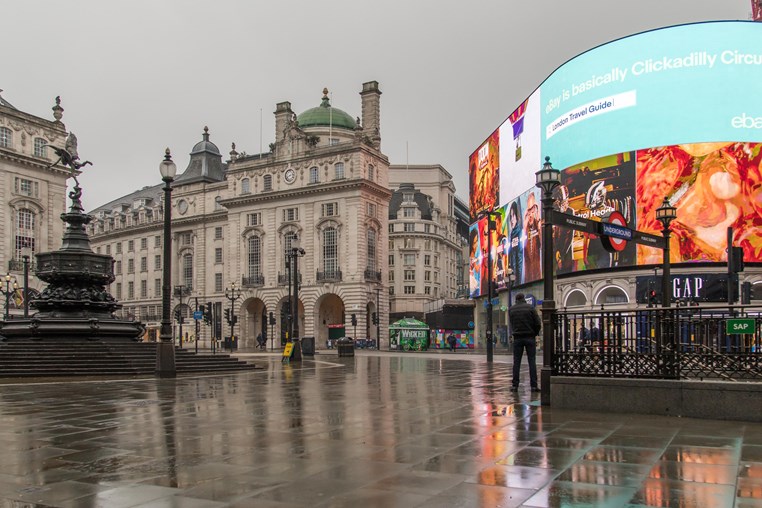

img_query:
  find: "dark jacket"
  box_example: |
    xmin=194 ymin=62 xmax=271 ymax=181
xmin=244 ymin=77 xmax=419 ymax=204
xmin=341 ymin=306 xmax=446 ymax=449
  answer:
xmin=509 ymin=301 xmax=541 ymax=338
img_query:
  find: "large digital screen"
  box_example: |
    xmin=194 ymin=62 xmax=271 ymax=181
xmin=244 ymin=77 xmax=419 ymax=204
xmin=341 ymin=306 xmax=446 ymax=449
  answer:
xmin=468 ymin=21 xmax=762 ymax=297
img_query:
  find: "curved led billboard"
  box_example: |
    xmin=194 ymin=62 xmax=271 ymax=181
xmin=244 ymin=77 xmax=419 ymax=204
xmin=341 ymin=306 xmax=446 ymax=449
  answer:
xmin=469 ymin=21 xmax=762 ymax=297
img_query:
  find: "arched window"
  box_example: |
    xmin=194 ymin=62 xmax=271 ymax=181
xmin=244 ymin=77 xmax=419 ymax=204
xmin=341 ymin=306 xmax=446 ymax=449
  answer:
xmin=595 ymin=286 xmax=628 ymax=306
xmin=263 ymin=174 xmax=272 ymax=191
xmin=323 ymin=227 xmax=338 ymax=273
xmin=283 ymin=231 xmax=297 ymax=266
xmin=248 ymin=236 xmax=261 ymax=278
xmin=368 ymin=164 xmax=375 ymax=181
xmin=0 ymin=127 xmax=11 ymax=148
xmin=309 ymin=166 xmax=319 ymax=184
xmin=182 ymin=253 xmax=193 ymax=289
xmin=15 ymin=208 xmax=35 ymax=260
xmin=33 ymin=138 xmax=47 ymax=158
xmin=367 ymin=228 xmax=377 ymax=272
xmin=564 ymin=290 xmax=588 ymax=308
xmin=241 ymin=178 xmax=250 ymax=194
xmin=334 ymin=162 xmax=344 ymax=180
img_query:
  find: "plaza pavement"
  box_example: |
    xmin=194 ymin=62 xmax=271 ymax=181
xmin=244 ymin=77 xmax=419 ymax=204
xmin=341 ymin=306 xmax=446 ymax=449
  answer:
xmin=0 ymin=350 xmax=758 ymax=507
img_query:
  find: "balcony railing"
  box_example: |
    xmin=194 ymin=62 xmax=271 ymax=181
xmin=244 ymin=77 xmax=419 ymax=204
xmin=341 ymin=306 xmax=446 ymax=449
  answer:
xmin=242 ymin=274 xmax=265 ymax=287
xmin=364 ymin=268 xmax=382 ymax=282
xmin=173 ymin=285 xmax=192 ymax=298
xmin=317 ymin=269 xmax=342 ymax=282
xmin=278 ymin=272 xmax=302 ymax=285
xmin=7 ymin=259 xmax=36 ymax=272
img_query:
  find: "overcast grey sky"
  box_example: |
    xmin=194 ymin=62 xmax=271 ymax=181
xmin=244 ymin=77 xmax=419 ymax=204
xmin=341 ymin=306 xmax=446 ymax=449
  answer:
xmin=2 ymin=0 xmax=753 ymax=211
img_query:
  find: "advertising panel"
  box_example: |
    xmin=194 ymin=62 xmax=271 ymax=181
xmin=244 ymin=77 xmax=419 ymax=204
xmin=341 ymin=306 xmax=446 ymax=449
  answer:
xmin=468 ymin=21 xmax=762 ymax=293
xmin=468 ymin=129 xmax=500 ymax=220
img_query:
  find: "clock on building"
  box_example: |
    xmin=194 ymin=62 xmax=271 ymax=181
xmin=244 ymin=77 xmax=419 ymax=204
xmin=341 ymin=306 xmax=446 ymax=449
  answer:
xmin=284 ymin=167 xmax=296 ymax=184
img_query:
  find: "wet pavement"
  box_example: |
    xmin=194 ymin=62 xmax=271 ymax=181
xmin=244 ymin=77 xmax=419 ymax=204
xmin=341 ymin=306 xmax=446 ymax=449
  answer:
xmin=0 ymin=351 xmax=759 ymax=507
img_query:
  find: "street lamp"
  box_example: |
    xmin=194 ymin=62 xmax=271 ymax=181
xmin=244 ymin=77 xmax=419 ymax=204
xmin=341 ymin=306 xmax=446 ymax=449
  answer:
xmin=224 ymin=282 xmax=242 ymax=351
xmin=2 ymin=273 xmax=18 ymax=321
xmin=290 ymin=236 xmax=306 ymax=360
xmin=157 ymin=148 xmax=177 ymax=378
xmin=535 ymin=156 xmax=561 ymax=406
xmin=506 ymin=268 xmax=515 ymax=340
xmin=483 ymin=210 xmax=499 ymax=363
xmin=21 ymin=248 xmax=32 ymax=318
xmin=655 ymin=196 xmax=677 ymax=309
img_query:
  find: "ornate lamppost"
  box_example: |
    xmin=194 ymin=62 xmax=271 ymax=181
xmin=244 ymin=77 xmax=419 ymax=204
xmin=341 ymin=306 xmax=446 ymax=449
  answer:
xmin=224 ymin=282 xmax=242 ymax=351
xmin=157 ymin=149 xmax=177 ymax=378
xmin=2 ymin=273 xmax=18 ymax=321
xmin=290 ymin=236 xmax=306 ymax=360
xmin=21 ymin=249 xmax=31 ymax=318
xmin=535 ymin=156 xmax=561 ymax=405
xmin=655 ymin=197 xmax=677 ymax=309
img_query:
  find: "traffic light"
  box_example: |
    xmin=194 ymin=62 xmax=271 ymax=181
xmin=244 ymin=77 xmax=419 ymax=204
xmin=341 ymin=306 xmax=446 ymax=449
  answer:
xmin=232 ymin=315 xmax=238 ymax=325
xmin=731 ymin=246 xmax=745 ymax=273
xmin=174 ymin=309 xmax=181 ymax=321
xmin=351 ymin=313 xmax=357 ymax=326
xmin=648 ymin=289 xmax=658 ymax=307
xmin=224 ymin=308 xmax=231 ymax=324
xmin=742 ymin=281 xmax=752 ymax=305
xmin=204 ymin=302 xmax=212 ymax=325
xmin=372 ymin=312 xmax=377 ymax=325
xmin=269 ymin=311 xmax=276 ymax=326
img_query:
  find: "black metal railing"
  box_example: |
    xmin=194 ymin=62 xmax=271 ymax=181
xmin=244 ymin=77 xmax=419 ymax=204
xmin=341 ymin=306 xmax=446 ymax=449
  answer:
xmin=552 ymin=304 xmax=762 ymax=380
xmin=364 ymin=268 xmax=381 ymax=282
xmin=277 ymin=272 xmax=301 ymax=285
xmin=317 ymin=269 xmax=342 ymax=282
xmin=242 ymin=274 xmax=265 ymax=287
xmin=173 ymin=285 xmax=192 ymax=297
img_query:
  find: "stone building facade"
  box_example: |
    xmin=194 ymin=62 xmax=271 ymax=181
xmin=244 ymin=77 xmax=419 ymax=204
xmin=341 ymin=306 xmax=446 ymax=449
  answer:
xmin=87 ymin=82 xmax=391 ymax=348
xmin=0 ymin=92 xmax=69 ymax=315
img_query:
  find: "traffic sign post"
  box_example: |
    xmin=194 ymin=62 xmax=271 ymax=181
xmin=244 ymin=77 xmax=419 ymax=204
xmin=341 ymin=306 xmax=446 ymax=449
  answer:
xmin=726 ymin=318 xmax=756 ymax=334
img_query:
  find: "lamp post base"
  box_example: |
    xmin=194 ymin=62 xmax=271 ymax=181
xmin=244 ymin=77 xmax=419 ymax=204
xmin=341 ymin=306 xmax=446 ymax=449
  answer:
xmin=541 ymin=367 xmax=552 ymax=406
xmin=291 ymin=338 xmax=302 ymax=362
xmin=156 ymin=341 xmax=176 ymax=378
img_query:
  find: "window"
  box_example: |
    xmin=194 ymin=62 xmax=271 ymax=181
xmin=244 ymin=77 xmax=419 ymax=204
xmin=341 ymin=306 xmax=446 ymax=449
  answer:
xmin=424 ymin=224 xmax=431 ymax=233
xmin=154 ymin=255 xmax=161 ymax=270
xmin=33 ymin=138 xmax=47 ymax=158
xmin=425 ymin=271 xmax=431 ymax=281
xmin=116 ymin=243 xmax=122 ymax=254
xmin=424 ymin=255 xmax=431 ymax=266
xmin=180 ymin=232 xmax=192 ymax=245
xmin=116 ymin=283 xmax=122 ymax=299
xmin=389 ymin=254 xmax=394 ymax=266
xmin=403 ymin=254 xmax=415 ymax=265
xmin=367 ymin=229 xmax=377 ymax=271
xmin=128 ymin=240 xmax=134 ymax=252
xmin=241 ymin=178 xmax=250 ymax=194
xmin=323 ymin=227 xmax=338 ymax=273
xmin=283 ymin=231 xmax=297 ymax=264
xmin=283 ymin=208 xmax=299 ymax=222
xmin=182 ymin=253 xmax=193 ymax=288
xmin=15 ymin=209 xmax=35 ymax=260
xmin=309 ymin=166 xmax=319 ymax=184
xmin=404 ymin=270 xmax=415 ymax=281
xmin=368 ymin=164 xmax=375 ymax=181
xmin=247 ymin=212 xmax=261 ymax=226
xmin=330 ymin=138 xmax=339 ymax=146
xmin=0 ymin=127 xmax=11 ymax=148
xmin=425 ymin=286 xmax=431 ymax=295
xmin=403 ymin=193 xmax=414 ymax=202
xmin=140 ymin=280 xmax=147 ymax=298
xmin=140 ymin=257 xmax=147 ymax=272
xmin=389 ymin=271 xmax=394 ymax=281
xmin=106 ymin=244 xmax=111 ymax=255
xmin=404 ymin=239 xmax=414 ymax=248
xmin=263 ymin=174 xmax=272 ymax=191
xmin=404 ymin=286 xmax=415 ymax=294
xmin=215 ymin=273 xmax=223 ymax=293
xmin=434 ymin=271 xmax=439 ymax=282
xmin=248 ymin=236 xmax=262 ymax=279
xmin=388 ymin=224 xmax=394 ymax=233
xmin=403 ymin=208 xmax=415 ymax=218
xmin=127 ymin=259 xmax=134 ymax=274
xmin=115 ymin=260 xmax=122 ymax=275
xmin=154 ymin=236 xmax=161 ymax=248
xmin=14 ymin=178 xmax=38 ymax=197
xmin=321 ymin=202 xmax=338 ymax=217
xmin=215 ymin=248 xmax=223 ymax=264
xmin=128 ymin=281 xmax=134 ymax=299
xmin=367 ymin=202 xmax=376 ymax=217
xmin=404 ymin=223 xmax=414 ymax=232
xmin=154 ymin=279 xmax=161 ymax=298
xmin=334 ymin=162 xmax=344 ymax=180
xmin=389 ymin=286 xmax=395 ymax=295
xmin=96 ymin=247 xmax=101 ymax=254
xmin=424 ymin=240 xmax=431 ymax=250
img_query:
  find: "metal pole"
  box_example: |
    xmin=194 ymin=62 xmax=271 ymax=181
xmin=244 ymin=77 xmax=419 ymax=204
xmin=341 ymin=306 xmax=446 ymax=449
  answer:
xmin=540 ymin=187 xmax=556 ymax=406
xmin=286 ymin=252 xmax=291 ymax=348
xmin=486 ymin=213 xmax=494 ymax=363
xmin=157 ymin=164 xmax=176 ymax=378
xmin=22 ymin=255 xmax=29 ymax=318
xmin=662 ymin=227 xmax=672 ymax=309
xmin=195 ymin=297 xmax=199 ymax=354
xmin=292 ymin=248 xmax=302 ymax=361
xmin=376 ymin=286 xmax=381 ymax=350
xmin=4 ymin=279 xmax=10 ymax=321
xmin=727 ymin=226 xmax=734 ymax=305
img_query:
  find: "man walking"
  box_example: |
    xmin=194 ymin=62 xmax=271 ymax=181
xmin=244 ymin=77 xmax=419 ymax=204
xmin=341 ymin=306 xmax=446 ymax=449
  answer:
xmin=508 ymin=293 xmax=541 ymax=392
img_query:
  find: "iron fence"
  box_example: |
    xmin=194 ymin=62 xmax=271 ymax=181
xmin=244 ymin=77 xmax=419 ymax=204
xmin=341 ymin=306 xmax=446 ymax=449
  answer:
xmin=552 ymin=304 xmax=762 ymax=380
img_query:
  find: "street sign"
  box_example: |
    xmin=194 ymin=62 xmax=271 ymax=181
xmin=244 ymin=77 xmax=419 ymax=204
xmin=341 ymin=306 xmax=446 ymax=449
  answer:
xmin=193 ymin=311 xmax=203 ymax=320
xmin=726 ymin=318 xmax=756 ymax=334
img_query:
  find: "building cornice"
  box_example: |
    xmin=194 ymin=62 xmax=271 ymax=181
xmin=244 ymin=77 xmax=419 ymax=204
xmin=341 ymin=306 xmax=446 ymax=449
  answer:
xmin=220 ymin=179 xmax=391 ymax=209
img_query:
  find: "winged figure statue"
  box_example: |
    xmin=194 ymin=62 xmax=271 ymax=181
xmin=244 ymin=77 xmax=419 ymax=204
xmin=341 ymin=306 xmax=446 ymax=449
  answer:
xmin=48 ymin=132 xmax=92 ymax=182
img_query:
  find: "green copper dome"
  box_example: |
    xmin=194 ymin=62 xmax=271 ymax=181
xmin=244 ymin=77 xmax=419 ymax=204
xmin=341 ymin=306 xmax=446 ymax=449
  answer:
xmin=297 ymin=88 xmax=357 ymax=130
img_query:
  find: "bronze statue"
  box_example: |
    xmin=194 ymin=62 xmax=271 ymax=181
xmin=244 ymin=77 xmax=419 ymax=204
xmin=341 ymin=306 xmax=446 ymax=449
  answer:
xmin=49 ymin=132 xmax=92 ymax=183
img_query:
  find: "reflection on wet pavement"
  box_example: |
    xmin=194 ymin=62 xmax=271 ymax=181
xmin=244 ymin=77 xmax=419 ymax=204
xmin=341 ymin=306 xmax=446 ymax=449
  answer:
xmin=0 ymin=353 xmax=756 ymax=507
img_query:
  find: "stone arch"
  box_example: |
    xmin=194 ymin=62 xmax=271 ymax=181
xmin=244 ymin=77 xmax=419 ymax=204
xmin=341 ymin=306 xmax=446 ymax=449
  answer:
xmin=241 ymin=296 xmax=268 ymax=349
xmin=313 ymin=292 xmax=346 ymax=346
xmin=594 ymin=285 xmax=629 ymax=307
xmin=563 ymin=288 xmax=588 ymax=308
xmin=276 ymin=294 xmax=304 ymax=347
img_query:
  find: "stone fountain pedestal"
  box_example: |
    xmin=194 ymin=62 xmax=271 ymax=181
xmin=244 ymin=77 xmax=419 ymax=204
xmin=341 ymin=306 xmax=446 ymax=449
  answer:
xmin=0 ymin=182 xmax=144 ymax=341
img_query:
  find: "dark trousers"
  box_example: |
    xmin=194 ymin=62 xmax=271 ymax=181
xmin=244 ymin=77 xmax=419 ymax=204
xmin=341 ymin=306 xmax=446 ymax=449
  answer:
xmin=512 ymin=336 xmax=538 ymax=388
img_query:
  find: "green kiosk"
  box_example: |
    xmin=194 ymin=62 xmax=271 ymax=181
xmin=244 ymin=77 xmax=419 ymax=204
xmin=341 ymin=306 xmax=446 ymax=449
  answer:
xmin=389 ymin=318 xmax=430 ymax=351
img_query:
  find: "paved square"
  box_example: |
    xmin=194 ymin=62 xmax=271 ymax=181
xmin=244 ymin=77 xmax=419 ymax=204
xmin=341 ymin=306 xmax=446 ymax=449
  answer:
xmin=0 ymin=352 xmax=758 ymax=507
